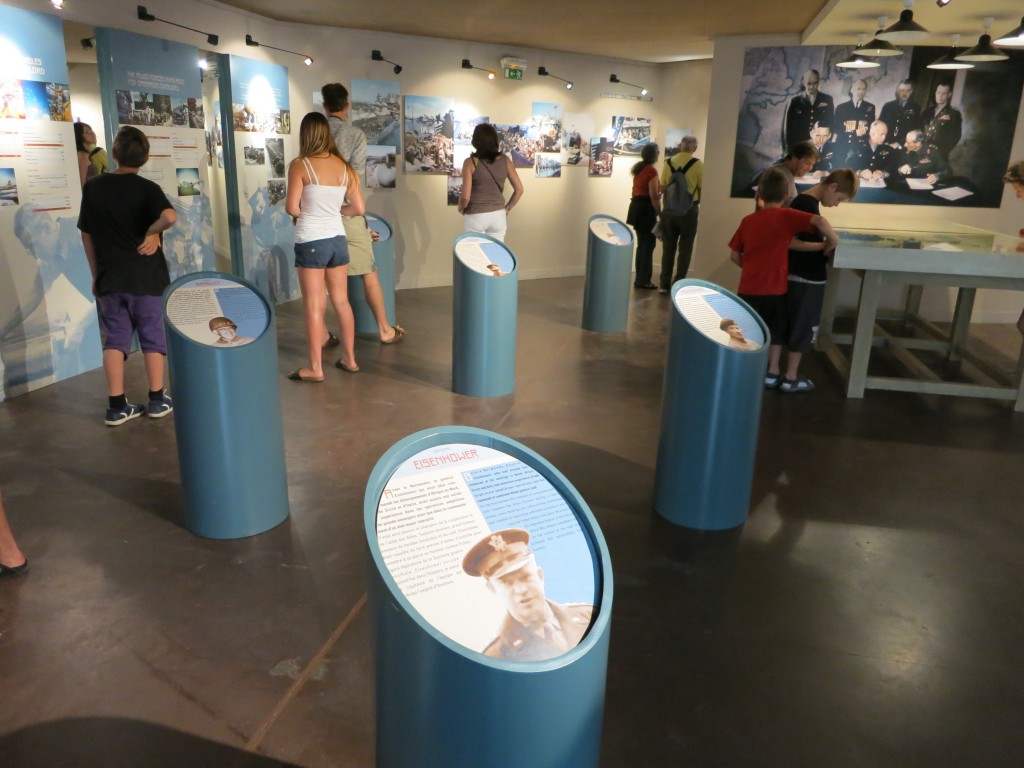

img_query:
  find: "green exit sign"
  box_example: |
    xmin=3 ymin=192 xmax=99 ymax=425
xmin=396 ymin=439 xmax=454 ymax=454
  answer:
xmin=504 ymin=67 xmax=523 ymax=80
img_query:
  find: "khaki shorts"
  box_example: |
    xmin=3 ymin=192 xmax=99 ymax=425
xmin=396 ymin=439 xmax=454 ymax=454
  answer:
xmin=344 ymin=215 xmax=375 ymax=276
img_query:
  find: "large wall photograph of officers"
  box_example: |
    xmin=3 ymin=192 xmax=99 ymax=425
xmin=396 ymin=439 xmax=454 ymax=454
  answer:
xmin=732 ymin=45 xmax=1024 ymax=207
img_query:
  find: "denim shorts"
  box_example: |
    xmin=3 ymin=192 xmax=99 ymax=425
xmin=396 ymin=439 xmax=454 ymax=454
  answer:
xmin=98 ymin=293 xmax=167 ymax=357
xmin=294 ymin=235 xmax=349 ymax=269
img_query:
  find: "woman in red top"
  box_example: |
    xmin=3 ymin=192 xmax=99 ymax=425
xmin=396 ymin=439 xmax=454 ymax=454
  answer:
xmin=626 ymin=143 xmax=662 ymax=289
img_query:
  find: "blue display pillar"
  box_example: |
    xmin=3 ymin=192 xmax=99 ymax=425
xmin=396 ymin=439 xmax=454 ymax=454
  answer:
xmin=163 ymin=272 xmax=289 ymax=539
xmin=582 ymin=215 xmax=634 ymax=333
xmin=452 ymin=233 xmax=518 ymax=397
xmin=654 ymin=280 xmax=769 ymax=530
xmin=348 ymin=213 xmax=397 ymax=334
xmin=365 ymin=426 xmax=614 ymax=768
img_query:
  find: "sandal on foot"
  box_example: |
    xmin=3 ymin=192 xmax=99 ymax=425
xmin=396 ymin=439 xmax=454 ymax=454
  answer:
xmin=765 ymin=373 xmax=782 ymax=389
xmin=0 ymin=559 xmax=28 ymax=578
xmin=380 ymin=325 xmax=405 ymax=345
xmin=780 ymin=376 xmax=815 ymax=393
xmin=288 ymin=370 xmax=324 ymax=383
xmin=335 ymin=359 xmax=360 ymax=373
xmin=321 ymin=332 xmax=340 ymax=350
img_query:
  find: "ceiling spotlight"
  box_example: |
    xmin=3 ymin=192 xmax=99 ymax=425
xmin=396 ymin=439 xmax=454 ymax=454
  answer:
xmin=877 ymin=1 xmax=929 ymax=42
xmin=993 ymin=16 xmax=1024 ymax=48
xmin=138 ymin=6 xmax=219 ymax=46
xmin=609 ymin=74 xmax=647 ymax=97
xmin=956 ymin=18 xmax=1010 ymax=62
xmin=927 ymin=34 xmax=973 ymax=69
xmin=936 ymin=0 xmax=953 ymax=6
xmin=538 ymin=66 xmax=573 ymax=91
xmin=245 ymin=34 xmax=313 ymax=65
xmin=51 ymin=0 xmax=65 ymax=9
xmin=462 ymin=59 xmax=496 ymax=79
xmin=198 ymin=57 xmax=209 ymax=70
xmin=371 ymin=50 xmax=403 ymax=75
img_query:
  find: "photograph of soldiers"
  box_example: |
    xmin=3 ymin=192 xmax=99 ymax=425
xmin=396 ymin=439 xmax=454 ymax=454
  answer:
xmin=462 ymin=528 xmax=594 ymax=662
xmin=351 ymin=79 xmax=400 ymax=153
xmin=265 ymin=138 xmax=285 ymax=179
xmin=243 ymin=145 xmax=266 ymax=165
xmin=494 ymin=124 xmax=534 ymax=168
xmin=782 ymin=69 xmax=834 ymax=154
xmin=530 ymin=102 xmax=563 ymax=157
xmin=403 ymin=96 xmax=455 ymax=174
xmin=878 ymin=79 xmax=921 ymax=147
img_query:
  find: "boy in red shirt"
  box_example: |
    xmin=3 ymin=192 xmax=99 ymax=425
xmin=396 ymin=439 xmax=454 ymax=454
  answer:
xmin=729 ymin=167 xmax=838 ymax=388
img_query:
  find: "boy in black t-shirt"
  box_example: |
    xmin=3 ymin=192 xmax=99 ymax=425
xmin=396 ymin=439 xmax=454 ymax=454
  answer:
xmin=78 ymin=126 xmax=177 ymax=425
xmin=781 ymin=168 xmax=858 ymax=393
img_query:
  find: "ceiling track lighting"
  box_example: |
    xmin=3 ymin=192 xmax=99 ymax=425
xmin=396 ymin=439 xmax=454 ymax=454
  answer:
xmin=609 ymin=74 xmax=647 ymax=97
xmin=538 ymin=66 xmax=573 ymax=90
xmin=245 ymin=34 xmax=313 ymax=66
xmin=838 ymin=35 xmax=881 ymax=69
xmin=955 ymin=17 xmax=1009 ymax=62
xmin=877 ymin=1 xmax=929 ymax=42
xmin=927 ymin=34 xmax=973 ymax=69
xmin=853 ymin=17 xmax=903 ymax=57
xmin=462 ymin=59 xmax=495 ymax=80
xmin=80 ymin=37 xmax=95 ymax=50
xmin=137 ymin=5 xmax=219 ymax=46
xmin=936 ymin=0 xmax=953 ymax=7
xmin=371 ymin=50 xmax=402 ymax=75
xmin=51 ymin=0 xmax=65 ymax=10
xmin=994 ymin=16 xmax=1024 ymax=47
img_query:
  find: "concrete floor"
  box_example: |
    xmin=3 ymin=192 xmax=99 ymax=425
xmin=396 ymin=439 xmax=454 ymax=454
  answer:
xmin=1 ymin=276 xmax=1023 ymax=767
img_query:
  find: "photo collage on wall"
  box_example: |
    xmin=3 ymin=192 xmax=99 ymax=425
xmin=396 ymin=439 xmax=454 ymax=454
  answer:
xmin=733 ymin=45 xmax=1024 ymax=208
xmin=449 ymin=114 xmax=489 ymax=206
xmin=531 ymin=101 xmax=563 ymax=178
xmin=0 ymin=6 xmax=102 ymax=402
xmin=352 ymin=79 xmax=400 ymax=189
xmin=403 ymin=95 xmax=454 ymax=174
xmin=104 ymin=27 xmax=215 ymax=284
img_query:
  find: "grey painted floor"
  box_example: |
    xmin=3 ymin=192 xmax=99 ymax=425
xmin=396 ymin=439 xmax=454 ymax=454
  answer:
xmin=1 ymin=277 xmax=1023 ymax=767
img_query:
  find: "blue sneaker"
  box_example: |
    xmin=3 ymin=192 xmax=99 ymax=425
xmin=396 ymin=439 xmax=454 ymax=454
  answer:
xmin=105 ymin=402 xmax=145 ymax=426
xmin=148 ymin=391 xmax=174 ymax=419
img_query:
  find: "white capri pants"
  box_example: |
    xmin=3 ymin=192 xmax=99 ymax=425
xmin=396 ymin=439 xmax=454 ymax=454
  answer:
xmin=463 ymin=209 xmax=507 ymax=242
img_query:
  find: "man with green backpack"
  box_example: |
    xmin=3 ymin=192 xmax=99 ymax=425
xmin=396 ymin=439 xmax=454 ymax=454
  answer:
xmin=658 ymin=135 xmax=703 ymax=293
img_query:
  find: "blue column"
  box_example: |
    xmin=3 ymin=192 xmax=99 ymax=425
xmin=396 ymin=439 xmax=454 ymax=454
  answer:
xmin=654 ymin=280 xmax=769 ymax=530
xmin=452 ymin=233 xmax=518 ymax=397
xmin=365 ymin=427 xmax=613 ymax=768
xmin=163 ymin=272 xmax=289 ymax=539
xmin=582 ymin=215 xmax=634 ymax=333
xmin=348 ymin=213 xmax=397 ymax=334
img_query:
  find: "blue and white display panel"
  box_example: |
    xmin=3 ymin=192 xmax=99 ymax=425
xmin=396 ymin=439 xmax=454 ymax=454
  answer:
xmin=589 ymin=216 xmax=632 ymax=246
xmin=454 ymin=236 xmax=515 ymax=277
xmin=101 ymin=28 xmax=215 ymax=283
xmin=366 ymin=213 xmax=392 ymax=242
xmin=0 ymin=6 xmax=101 ymax=401
xmin=674 ymin=284 xmax=764 ymax=351
xmin=376 ymin=443 xmax=597 ymax=661
xmin=165 ymin=276 xmax=268 ymax=347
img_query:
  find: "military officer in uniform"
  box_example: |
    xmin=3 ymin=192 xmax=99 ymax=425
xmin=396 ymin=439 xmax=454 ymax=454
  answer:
xmin=808 ymin=122 xmax=838 ymax=177
xmin=782 ymin=70 xmax=834 ymax=155
xmin=850 ymin=121 xmax=897 ymax=182
xmin=208 ymin=316 xmax=254 ymax=345
xmin=462 ymin=528 xmax=593 ymax=662
xmin=833 ymin=79 xmax=875 ymax=159
xmin=896 ymin=130 xmax=948 ymax=185
xmin=879 ymin=79 xmax=922 ymax=147
xmin=922 ymin=83 xmax=962 ymax=164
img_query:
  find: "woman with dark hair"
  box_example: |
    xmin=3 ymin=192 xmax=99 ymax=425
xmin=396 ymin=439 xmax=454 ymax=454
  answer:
xmin=457 ymin=123 xmax=524 ymax=242
xmin=626 ymin=142 xmax=661 ymax=289
xmin=284 ymin=112 xmax=364 ymax=382
xmin=74 ymin=122 xmax=99 ymax=186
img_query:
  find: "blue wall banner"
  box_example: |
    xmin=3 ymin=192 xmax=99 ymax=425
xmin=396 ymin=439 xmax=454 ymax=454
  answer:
xmin=0 ymin=6 xmax=101 ymax=401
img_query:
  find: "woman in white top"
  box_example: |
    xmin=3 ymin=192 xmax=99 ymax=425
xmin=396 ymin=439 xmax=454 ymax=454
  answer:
xmin=285 ymin=112 xmax=365 ymax=381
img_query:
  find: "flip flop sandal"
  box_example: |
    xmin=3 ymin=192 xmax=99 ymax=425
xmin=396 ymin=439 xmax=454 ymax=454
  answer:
xmin=381 ymin=325 xmax=405 ymax=345
xmin=287 ymin=370 xmax=324 ymax=382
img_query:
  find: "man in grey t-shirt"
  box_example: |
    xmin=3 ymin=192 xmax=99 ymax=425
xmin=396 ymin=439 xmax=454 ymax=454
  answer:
xmin=321 ymin=83 xmax=403 ymax=345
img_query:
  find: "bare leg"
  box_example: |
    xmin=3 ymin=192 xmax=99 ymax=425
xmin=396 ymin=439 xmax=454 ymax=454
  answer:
xmin=144 ymin=352 xmax=164 ymax=392
xmin=325 ymin=265 xmax=357 ymax=370
xmin=360 ymin=270 xmax=397 ymax=342
xmin=297 ymin=267 xmax=328 ymax=378
xmin=784 ymin=351 xmax=803 ymax=381
xmin=768 ymin=344 xmax=783 ymax=376
xmin=103 ymin=349 xmax=125 ymax=397
xmin=0 ymin=489 xmax=27 ymax=569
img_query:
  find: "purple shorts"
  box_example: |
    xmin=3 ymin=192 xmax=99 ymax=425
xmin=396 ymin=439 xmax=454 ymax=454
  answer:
xmin=98 ymin=293 xmax=167 ymax=357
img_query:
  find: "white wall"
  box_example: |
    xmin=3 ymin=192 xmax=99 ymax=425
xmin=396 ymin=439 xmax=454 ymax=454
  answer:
xmin=68 ymin=63 xmax=105 ymax=142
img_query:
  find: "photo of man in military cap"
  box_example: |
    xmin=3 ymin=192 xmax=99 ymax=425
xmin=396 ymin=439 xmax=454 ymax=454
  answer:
xmin=462 ymin=527 xmax=593 ymax=661
xmin=208 ymin=316 xmax=254 ymax=346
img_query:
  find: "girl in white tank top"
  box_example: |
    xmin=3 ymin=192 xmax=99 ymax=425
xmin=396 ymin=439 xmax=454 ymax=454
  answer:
xmin=285 ymin=112 xmax=365 ymax=382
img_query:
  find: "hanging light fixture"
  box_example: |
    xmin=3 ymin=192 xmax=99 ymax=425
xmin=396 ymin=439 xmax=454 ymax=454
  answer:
xmin=609 ymin=74 xmax=648 ymax=97
xmin=877 ymin=1 xmax=929 ymax=42
xmin=838 ymin=36 xmax=881 ymax=69
xmin=854 ymin=18 xmax=904 ymax=57
xmin=993 ymin=16 xmax=1024 ymax=47
xmin=927 ymin=35 xmax=974 ymax=70
xmin=956 ymin=18 xmax=1010 ymax=62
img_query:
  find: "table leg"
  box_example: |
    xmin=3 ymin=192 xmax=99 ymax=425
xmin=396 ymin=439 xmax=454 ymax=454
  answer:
xmin=948 ymin=288 xmax=976 ymax=362
xmin=847 ymin=270 xmax=882 ymax=399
